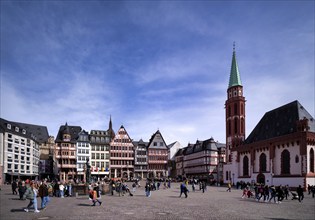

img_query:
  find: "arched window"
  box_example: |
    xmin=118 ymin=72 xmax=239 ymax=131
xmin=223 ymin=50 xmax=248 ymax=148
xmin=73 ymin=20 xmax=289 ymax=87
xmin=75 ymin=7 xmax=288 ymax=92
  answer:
xmin=259 ymin=153 xmax=267 ymax=172
xmin=243 ymin=156 xmax=249 ymax=176
xmin=234 ymin=103 xmax=238 ymax=114
xmin=228 ymin=106 xmax=231 ymax=117
xmin=310 ymin=148 xmax=314 ymax=173
xmin=228 ymin=121 xmax=231 ymax=135
xmin=281 ymin=149 xmax=290 ymax=174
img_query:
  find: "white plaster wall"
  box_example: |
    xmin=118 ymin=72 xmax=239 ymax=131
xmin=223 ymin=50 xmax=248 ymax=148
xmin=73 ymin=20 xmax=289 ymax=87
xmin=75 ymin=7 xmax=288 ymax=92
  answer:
xmin=272 ymin=177 xmax=304 ymax=188
xmin=254 ymin=150 xmax=270 ymax=172
xmin=239 ymin=153 xmax=250 ymax=176
xmin=223 ymin=150 xmax=239 ymax=183
xmin=306 ymin=177 xmax=315 ymax=186
xmin=274 ymin=145 xmax=301 ymax=175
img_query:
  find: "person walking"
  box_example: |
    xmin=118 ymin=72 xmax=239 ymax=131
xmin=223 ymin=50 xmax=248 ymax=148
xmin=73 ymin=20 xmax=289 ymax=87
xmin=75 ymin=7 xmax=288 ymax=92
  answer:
xmin=226 ymin=181 xmax=232 ymax=192
xmin=268 ymin=186 xmax=277 ymax=203
xmin=23 ymin=181 xmax=40 ymax=213
xmin=296 ymin=185 xmax=304 ymax=202
xmin=145 ymin=181 xmax=151 ymax=197
xmin=179 ymin=182 xmax=188 ymax=198
xmin=38 ymin=180 xmax=50 ymax=210
xmin=89 ymin=183 xmax=102 ymax=206
xmin=12 ymin=180 xmax=18 ymax=195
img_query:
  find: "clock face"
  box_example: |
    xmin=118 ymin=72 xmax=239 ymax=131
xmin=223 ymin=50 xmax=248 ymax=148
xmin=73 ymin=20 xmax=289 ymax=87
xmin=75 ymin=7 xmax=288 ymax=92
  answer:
xmin=239 ymin=90 xmax=242 ymax=96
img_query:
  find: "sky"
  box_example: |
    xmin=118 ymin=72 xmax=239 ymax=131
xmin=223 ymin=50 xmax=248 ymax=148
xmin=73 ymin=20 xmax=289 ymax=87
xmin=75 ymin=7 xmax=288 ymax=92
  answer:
xmin=1 ymin=1 xmax=314 ymax=147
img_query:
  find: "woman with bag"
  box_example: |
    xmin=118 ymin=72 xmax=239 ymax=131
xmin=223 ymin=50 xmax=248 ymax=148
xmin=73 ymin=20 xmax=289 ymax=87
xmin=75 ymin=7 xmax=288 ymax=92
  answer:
xmin=23 ymin=181 xmax=40 ymax=213
xmin=89 ymin=183 xmax=102 ymax=206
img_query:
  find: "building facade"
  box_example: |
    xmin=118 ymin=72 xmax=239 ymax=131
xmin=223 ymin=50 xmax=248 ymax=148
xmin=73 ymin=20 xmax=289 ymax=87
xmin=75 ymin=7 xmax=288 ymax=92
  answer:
xmin=39 ymin=136 xmax=57 ymax=181
xmin=0 ymin=118 xmax=49 ymax=183
xmin=55 ymin=123 xmax=81 ymax=182
xmin=223 ymin=47 xmax=315 ymax=188
xmin=76 ymin=130 xmax=90 ymax=182
xmin=147 ymin=130 xmax=168 ymax=178
xmin=89 ymin=128 xmax=112 ymax=181
xmin=174 ymin=147 xmax=186 ymax=179
xmin=167 ymin=141 xmax=183 ymax=178
xmin=110 ymin=125 xmax=134 ymax=179
xmin=183 ymin=138 xmax=225 ymax=184
xmin=133 ymin=139 xmax=149 ymax=179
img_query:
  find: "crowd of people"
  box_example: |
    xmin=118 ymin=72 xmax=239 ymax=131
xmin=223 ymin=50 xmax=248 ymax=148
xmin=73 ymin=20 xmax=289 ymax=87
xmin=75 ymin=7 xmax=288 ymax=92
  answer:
xmin=7 ymin=177 xmax=314 ymax=213
xmin=10 ymin=179 xmax=77 ymax=213
xmin=237 ymin=182 xmax=315 ymax=203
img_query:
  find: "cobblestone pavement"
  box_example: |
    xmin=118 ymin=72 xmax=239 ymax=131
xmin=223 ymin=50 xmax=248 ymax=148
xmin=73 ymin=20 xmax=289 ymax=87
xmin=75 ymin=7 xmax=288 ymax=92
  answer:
xmin=1 ymin=183 xmax=314 ymax=220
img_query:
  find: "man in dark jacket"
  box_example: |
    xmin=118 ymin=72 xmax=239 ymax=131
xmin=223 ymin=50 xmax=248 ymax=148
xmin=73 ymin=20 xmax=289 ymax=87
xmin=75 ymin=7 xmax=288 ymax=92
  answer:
xmin=12 ymin=180 xmax=18 ymax=195
xmin=38 ymin=180 xmax=50 ymax=209
xmin=296 ymin=185 xmax=304 ymax=202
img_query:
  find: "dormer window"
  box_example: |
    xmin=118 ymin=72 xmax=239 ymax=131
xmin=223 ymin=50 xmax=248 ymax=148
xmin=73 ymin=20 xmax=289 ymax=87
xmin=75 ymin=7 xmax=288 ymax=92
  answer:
xmin=63 ymin=134 xmax=71 ymax=142
xmin=7 ymin=124 xmax=11 ymax=129
xmin=22 ymin=129 xmax=26 ymax=134
xmin=15 ymin=127 xmax=19 ymax=132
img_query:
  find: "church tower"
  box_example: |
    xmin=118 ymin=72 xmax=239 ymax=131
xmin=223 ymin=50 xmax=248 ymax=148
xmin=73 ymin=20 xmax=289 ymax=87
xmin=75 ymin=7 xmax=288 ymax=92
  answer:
xmin=225 ymin=44 xmax=246 ymax=163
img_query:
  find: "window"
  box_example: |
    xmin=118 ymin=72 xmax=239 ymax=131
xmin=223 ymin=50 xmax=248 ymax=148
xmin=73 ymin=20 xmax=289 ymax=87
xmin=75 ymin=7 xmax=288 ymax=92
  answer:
xmin=154 ymin=142 xmax=157 ymax=146
xmin=7 ymin=124 xmax=11 ymax=129
xmin=259 ymin=153 xmax=267 ymax=172
xmin=243 ymin=156 xmax=249 ymax=176
xmin=234 ymin=118 xmax=238 ymax=134
xmin=310 ymin=148 xmax=314 ymax=173
xmin=295 ymin=155 xmax=299 ymax=163
xmin=234 ymin=103 xmax=238 ymax=114
xmin=281 ymin=149 xmax=290 ymax=175
xmin=15 ymin=127 xmax=19 ymax=132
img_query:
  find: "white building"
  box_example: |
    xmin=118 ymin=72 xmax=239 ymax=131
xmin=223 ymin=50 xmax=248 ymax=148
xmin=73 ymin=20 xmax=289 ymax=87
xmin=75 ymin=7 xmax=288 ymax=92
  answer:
xmin=76 ymin=130 xmax=90 ymax=182
xmin=0 ymin=118 xmax=49 ymax=183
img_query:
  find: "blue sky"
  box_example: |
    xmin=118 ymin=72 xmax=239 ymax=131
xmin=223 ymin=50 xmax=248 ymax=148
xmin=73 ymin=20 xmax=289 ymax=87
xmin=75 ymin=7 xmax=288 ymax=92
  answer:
xmin=1 ymin=1 xmax=314 ymax=146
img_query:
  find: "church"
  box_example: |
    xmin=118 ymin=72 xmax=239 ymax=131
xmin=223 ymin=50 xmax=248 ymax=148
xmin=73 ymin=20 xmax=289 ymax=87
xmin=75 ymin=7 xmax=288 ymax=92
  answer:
xmin=223 ymin=46 xmax=315 ymax=189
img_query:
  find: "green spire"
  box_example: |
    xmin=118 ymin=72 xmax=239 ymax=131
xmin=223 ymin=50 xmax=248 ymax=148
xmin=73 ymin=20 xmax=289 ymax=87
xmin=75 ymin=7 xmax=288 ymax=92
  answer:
xmin=228 ymin=43 xmax=242 ymax=88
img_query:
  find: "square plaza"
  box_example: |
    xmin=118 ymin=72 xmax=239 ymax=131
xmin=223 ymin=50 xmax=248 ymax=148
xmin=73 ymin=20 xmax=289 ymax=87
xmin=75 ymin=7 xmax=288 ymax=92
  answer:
xmin=1 ymin=182 xmax=314 ymax=220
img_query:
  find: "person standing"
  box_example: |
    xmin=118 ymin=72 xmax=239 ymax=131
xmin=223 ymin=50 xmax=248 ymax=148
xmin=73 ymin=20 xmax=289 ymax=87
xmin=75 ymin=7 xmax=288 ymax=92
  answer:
xmin=297 ymin=185 xmax=304 ymax=202
xmin=59 ymin=182 xmax=65 ymax=198
xmin=18 ymin=181 xmax=27 ymax=200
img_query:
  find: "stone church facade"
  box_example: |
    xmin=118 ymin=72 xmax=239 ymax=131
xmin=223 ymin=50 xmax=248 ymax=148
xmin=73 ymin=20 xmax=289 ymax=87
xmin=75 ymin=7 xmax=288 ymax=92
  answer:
xmin=223 ymin=46 xmax=315 ymax=189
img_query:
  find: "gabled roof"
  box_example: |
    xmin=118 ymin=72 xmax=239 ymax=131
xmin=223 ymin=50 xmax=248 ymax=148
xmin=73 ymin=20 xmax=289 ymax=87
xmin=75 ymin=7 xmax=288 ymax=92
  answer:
xmin=245 ymin=100 xmax=315 ymax=144
xmin=133 ymin=139 xmax=149 ymax=147
xmin=147 ymin=130 xmax=168 ymax=149
xmin=55 ymin=124 xmax=82 ymax=143
xmin=0 ymin=118 xmax=49 ymax=144
xmin=174 ymin=147 xmax=188 ymax=157
xmin=183 ymin=138 xmax=225 ymax=155
xmin=228 ymin=45 xmax=242 ymax=88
